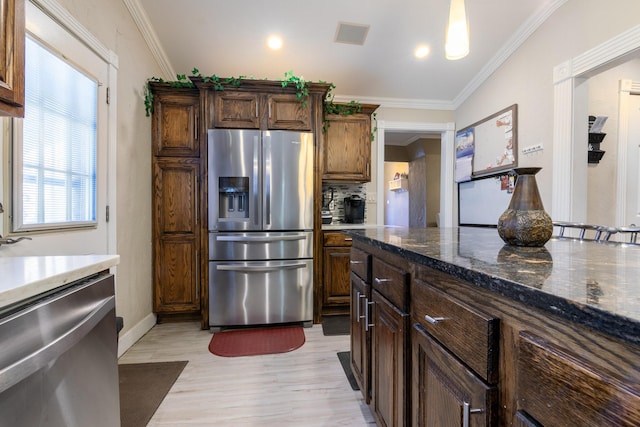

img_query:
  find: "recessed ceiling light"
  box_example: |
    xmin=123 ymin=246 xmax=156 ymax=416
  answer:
xmin=267 ymin=35 xmax=283 ymax=50
xmin=414 ymin=45 xmax=430 ymax=59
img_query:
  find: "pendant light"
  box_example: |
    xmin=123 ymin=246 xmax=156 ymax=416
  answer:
xmin=445 ymin=0 xmax=469 ymax=60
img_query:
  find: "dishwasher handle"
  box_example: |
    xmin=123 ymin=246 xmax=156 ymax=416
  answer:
xmin=0 ymin=296 xmax=115 ymax=393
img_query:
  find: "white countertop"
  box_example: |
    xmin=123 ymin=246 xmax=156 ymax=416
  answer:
xmin=0 ymin=255 xmax=120 ymax=309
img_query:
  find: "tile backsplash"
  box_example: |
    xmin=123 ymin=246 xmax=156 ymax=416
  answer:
xmin=321 ymin=183 xmax=367 ymax=224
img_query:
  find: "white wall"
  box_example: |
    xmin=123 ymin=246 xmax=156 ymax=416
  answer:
xmin=384 ymin=162 xmax=409 ymax=226
xmin=455 ymin=0 xmax=640 ymax=217
xmin=586 ymin=58 xmax=640 ymax=225
xmin=52 ymin=0 xmax=162 ymax=350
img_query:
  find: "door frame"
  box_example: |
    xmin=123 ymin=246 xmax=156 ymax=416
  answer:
xmin=552 ymin=24 xmax=640 ymax=225
xmin=376 ymin=121 xmax=456 ymax=227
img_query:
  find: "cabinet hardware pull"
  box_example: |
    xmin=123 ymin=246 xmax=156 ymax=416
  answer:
xmin=268 ymin=101 xmax=271 ymax=118
xmin=358 ymin=293 xmax=366 ymax=321
xmin=365 ymin=300 xmax=375 ymax=331
xmin=463 ymin=402 xmax=483 ymax=427
xmin=374 ymin=278 xmax=392 ymax=284
xmin=424 ymin=314 xmax=447 ymax=324
xmin=255 ymin=100 xmax=259 ymax=117
xmin=356 ymin=291 xmax=361 ymax=321
xmin=344 ymin=237 xmax=353 ymax=241
xmin=350 ymin=260 xmax=363 ymax=265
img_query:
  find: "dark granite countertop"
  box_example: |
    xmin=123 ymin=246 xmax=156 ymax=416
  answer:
xmin=347 ymin=227 xmax=640 ymax=347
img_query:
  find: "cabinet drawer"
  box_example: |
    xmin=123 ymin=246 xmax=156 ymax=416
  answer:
xmin=412 ymin=278 xmax=499 ymax=384
xmin=518 ymin=331 xmax=640 ymax=426
xmin=323 ymin=232 xmax=353 ymax=247
xmin=350 ymin=247 xmax=370 ymax=283
xmin=372 ymin=257 xmax=409 ymax=312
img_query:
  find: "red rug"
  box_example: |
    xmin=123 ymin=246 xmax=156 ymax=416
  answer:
xmin=208 ymin=325 xmax=305 ymax=357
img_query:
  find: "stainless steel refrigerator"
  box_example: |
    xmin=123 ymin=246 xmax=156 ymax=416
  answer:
xmin=208 ymin=129 xmax=314 ymax=330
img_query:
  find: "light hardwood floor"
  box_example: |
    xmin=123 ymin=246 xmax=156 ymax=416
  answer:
xmin=119 ymin=322 xmax=376 ymax=426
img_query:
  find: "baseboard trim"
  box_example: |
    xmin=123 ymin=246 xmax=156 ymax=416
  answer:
xmin=117 ymin=312 xmax=157 ymax=357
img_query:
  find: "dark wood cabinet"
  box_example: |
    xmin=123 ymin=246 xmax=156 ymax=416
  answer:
xmin=0 ymin=0 xmax=25 ymax=117
xmin=412 ymin=324 xmax=498 ymax=427
xmin=152 ymin=158 xmax=201 ymax=316
xmin=350 ymin=269 xmax=371 ymax=399
xmin=351 ymin=244 xmax=409 ymax=427
xmin=517 ymin=330 xmax=640 ymax=426
xmin=351 ymin=236 xmax=640 ymax=426
xmin=150 ymin=86 xmax=204 ymax=322
xmin=213 ymin=90 xmax=312 ymax=130
xmin=322 ymin=104 xmax=378 ymax=182
xmin=371 ymin=289 xmax=409 ymax=427
xmin=153 ymin=92 xmax=200 ymax=157
xmin=322 ymin=232 xmax=352 ymax=316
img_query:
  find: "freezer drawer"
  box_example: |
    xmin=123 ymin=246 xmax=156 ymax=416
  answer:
xmin=209 ymin=231 xmax=313 ymax=261
xmin=209 ymin=259 xmax=313 ymax=328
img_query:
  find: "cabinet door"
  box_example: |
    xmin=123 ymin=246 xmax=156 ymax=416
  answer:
xmin=153 ymin=92 xmax=200 ymax=156
xmin=266 ymin=94 xmax=312 ymax=130
xmin=412 ymin=324 xmax=498 ymax=427
xmin=323 ymin=246 xmax=352 ymax=306
xmin=371 ymin=290 xmax=409 ymax=427
xmin=153 ymin=158 xmax=201 ymax=313
xmin=323 ymin=113 xmax=371 ymax=182
xmin=0 ymin=0 xmax=25 ymax=117
xmin=213 ymin=91 xmax=260 ymax=129
xmin=350 ymin=272 xmax=370 ymax=401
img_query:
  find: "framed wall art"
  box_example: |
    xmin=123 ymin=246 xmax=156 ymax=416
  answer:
xmin=456 ymin=104 xmax=518 ymax=178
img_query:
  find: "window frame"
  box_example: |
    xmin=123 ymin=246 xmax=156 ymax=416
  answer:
xmin=11 ymin=34 xmax=100 ymax=233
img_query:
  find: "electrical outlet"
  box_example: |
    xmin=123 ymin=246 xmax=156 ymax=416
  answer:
xmin=522 ymin=144 xmax=544 ymax=154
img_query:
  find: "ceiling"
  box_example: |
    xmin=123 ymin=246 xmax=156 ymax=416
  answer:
xmin=135 ymin=0 xmax=564 ymax=145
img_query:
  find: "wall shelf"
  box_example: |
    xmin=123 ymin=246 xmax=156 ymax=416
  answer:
xmin=389 ymin=178 xmax=408 ymax=192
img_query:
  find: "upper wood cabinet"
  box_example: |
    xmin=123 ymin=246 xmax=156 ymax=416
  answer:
xmin=322 ymin=103 xmax=379 ymax=183
xmin=211 ymin=89 xmax=319 ymax=131
xmin=153 ymin=90 xmax=200 ymax=157
xmin=0 ymin=0 xmax=25 ymax=117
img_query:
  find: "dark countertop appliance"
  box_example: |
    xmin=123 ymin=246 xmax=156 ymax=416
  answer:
xmin=344 ymin=195 xmax=365 ymax=224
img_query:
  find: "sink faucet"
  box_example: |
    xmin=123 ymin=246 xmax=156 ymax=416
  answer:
xmin=0 ymin=235 xmax=32 ymax=246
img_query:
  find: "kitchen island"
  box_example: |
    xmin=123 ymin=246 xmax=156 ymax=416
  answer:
xmin=348 ymin=227 xmax=640 ymax=426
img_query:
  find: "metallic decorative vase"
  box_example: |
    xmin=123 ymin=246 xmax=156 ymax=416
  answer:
xmin=497 ymin=167 xmax=553 ymax=247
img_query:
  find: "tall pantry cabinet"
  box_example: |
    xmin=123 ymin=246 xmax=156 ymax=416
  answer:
xmin=150 ymin=84 xmax=205 ymax=323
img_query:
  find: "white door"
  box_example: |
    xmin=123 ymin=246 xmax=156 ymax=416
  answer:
xmin=625 ymin=93 xmax=640 ymax=226
xmin=0 ymin=2 xmax=111 ymax=256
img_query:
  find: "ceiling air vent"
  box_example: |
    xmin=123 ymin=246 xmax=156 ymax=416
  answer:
xmin=334 ymin=22 xmax=370 ymax=46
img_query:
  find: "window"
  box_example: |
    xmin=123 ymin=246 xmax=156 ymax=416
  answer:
xmin=13 ymin=36 xmax=98 ymax=232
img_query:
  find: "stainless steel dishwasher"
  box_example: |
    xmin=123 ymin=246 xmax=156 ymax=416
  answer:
xmin=0 ymin=272 xmax=120 ymax=427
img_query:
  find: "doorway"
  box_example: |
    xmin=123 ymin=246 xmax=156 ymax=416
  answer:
xmin=375 ymin=121 xmax=456 ymax=227
xmin=383 ymin=134 xmax=441 ymax=227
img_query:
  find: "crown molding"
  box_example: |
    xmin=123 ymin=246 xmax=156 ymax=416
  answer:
xmin=122 ymin=0 xmax=175 ymax=80
xmin=453 ymin=0 xmax=568 ymax=108
xmin=332 ymin=94 xmax=455 ymax=111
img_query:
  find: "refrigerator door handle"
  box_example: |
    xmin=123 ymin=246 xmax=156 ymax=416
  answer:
xmin=216 ymin=235 xmax=307 ymax=242
xmin=216 ymin=263 xmax=306 ymax=272
xmin=264 ymin=135 xmax=271 ymax=226
xmin=0 ymin=296 xmax=115 ymax=393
